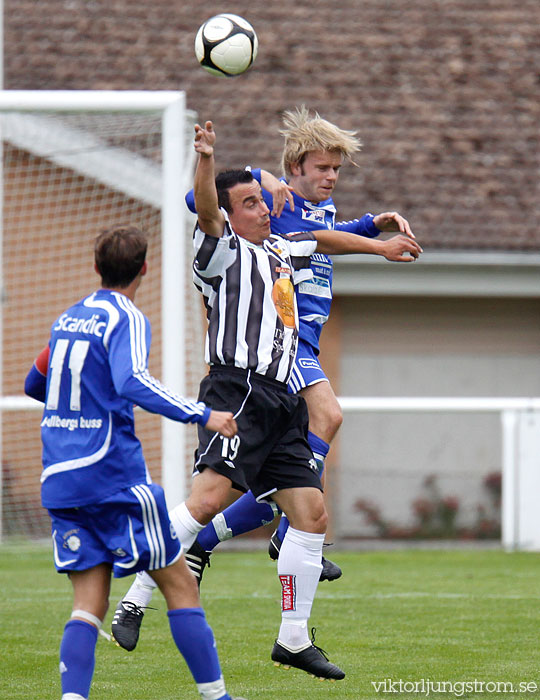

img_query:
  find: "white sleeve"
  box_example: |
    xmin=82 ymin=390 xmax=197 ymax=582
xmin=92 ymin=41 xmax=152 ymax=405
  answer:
xmin=193 ymin=215 xmax=238 ymax=280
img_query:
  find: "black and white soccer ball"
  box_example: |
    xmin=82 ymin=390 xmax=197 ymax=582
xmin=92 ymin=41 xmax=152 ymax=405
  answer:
xmin=195 ymin=14 xmax=258 ymax=77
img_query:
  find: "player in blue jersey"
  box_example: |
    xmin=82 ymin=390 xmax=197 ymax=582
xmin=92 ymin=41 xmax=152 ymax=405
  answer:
xmin=24 ymin=225 xmax=245 ymax=700
xmin=181 ymin=107 xmax=417 ymax=579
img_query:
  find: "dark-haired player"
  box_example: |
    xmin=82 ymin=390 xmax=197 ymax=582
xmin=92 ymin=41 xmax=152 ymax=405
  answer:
xmin=24 ymin=225 xmax=245 ymax=700
xmin=113 ymin=121 xmax=420 ymax=680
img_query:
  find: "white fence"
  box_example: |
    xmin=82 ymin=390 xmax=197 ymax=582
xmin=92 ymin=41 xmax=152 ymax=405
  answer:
xmin=4 ymin=395 xmax=540 ymax=550
xmin=339 ymin=396 xmax=540 ymax=551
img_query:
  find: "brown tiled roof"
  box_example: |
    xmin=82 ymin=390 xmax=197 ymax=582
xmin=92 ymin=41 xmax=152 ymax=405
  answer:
xmin=5 ymin=0 xmax=540 ymax=250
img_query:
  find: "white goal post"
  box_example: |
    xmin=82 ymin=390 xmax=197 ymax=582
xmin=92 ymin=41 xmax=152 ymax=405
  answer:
xmin=0 ymin=91 xmax=205 ymax=540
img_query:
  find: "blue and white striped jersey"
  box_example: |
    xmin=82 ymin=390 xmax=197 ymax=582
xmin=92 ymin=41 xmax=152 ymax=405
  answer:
xmin=251 ymin=171 xmax=381 ymax=352
xmin=40 ymin=289 xmax=210 ymax=509
xmin=193 ymin=215 xmax=317 ymax=384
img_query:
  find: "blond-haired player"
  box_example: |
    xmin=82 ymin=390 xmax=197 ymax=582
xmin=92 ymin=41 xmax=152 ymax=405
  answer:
xmin=187 ymin=106 xmax=417 ymax=578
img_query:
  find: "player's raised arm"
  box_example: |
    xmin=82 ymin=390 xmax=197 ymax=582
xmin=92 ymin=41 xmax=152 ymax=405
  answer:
xmin=193 ymin=121 xmax=226 ymax=239
xmin=313 ymin=228 xmax=423 ymax=262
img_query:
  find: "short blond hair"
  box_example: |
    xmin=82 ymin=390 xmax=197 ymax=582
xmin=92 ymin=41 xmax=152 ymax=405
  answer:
xmin=280 ymin=106 xmax=362 ymax=178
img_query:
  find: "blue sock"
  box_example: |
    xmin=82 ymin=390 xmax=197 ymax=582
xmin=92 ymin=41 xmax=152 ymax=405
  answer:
xmin=276 ymin=432 xmax=330 ymax=544
xmin=59 ymin=619 xmax=98 ymax=698
xmin=197 ymin=490 xmax=279 ymax=552
xmin=307 ymin=431 xmax=330 ymax=475
xmin=276 ymin=513 xmax=290 ymax=541
xmin=168 ymin=607 xmax=230 ymax=700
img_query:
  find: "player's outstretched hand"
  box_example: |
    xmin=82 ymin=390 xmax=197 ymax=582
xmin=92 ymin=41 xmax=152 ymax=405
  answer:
xmin=260 ymin=169 xmax=295 ymax=217
xmin=206 ymin=410 xmax=237 ymax=437
xmin=194 ymin=121 xmax=216 ymax=157
xmin=381 ymin=234 xmax=423 ymax=262
xmin=373 ymin=211 xmax=416 ymax=239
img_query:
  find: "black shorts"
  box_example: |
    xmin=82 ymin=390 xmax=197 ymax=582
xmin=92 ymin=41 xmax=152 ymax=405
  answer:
xmin=194 ymin=366 xmax=322 ymax=501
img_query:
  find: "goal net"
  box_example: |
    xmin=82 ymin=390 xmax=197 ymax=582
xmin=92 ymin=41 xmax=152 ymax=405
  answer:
xmin=0 ymin=91 xmax=205 ymax=539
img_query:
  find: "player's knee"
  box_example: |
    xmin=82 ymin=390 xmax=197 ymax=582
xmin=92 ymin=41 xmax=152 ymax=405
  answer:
xmin=315 ymin=507 xmax=329 ymax=533
xmin=327 ymin=403 xmax=343 ymax=434
xmin=196 ymin=492 xmax=224 ymax=521
xmin=303 ymin=501 xmax=328 ymax=534
xmin=311 ymin=403 xmax=343 ymax=443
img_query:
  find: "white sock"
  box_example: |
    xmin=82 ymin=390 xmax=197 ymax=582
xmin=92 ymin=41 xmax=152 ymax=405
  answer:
xmin=277 ymin=526 xmax=324 ymax=650
xmin=121 ymin=502 xmax=204 ymax=608
xmin=123 ymin=570 xmax=157 ymax=607
xmin=169 ymin=501 xmax=205 ymax=552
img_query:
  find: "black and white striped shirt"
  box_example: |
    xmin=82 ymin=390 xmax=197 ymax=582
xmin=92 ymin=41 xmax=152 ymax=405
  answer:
xmin=193 ymin=217 xmax=316 ymax=384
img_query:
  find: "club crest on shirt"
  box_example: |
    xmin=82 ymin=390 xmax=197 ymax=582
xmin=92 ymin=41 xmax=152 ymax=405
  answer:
xmin=267 ymin=241 xmax=284 ymax=257
xmin=272 ymin=278 xmax=295 ymax=328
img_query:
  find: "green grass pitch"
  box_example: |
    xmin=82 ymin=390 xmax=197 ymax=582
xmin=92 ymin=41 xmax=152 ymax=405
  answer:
xmin=3 ymin=544 xmax=540 ymax=699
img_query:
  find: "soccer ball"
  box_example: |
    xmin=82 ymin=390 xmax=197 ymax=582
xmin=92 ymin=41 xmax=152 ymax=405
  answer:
xmin=195 ymin=14 xmax=258 ymax=77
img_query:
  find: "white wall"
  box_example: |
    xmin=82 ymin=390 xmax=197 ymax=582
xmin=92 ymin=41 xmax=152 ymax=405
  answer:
xmin=335 ymin=295 xmax=540 ymax=538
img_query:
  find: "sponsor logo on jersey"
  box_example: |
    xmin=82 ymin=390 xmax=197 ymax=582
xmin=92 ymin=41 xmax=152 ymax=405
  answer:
xmin=54 ymin=312 xmax=107 ymax=337
xmin=275 ymin=266 xmax=291 ymax=275
xmin=272 ymin=278 xmax=296 ymax=328
xmin=298 ymin=358 xmax=320 ymax=370
xmin=279 ymin=574 xmax=296 ymax=611
xmin=273 ymin=327 xmax=285 ymax=352
xmin=224 ymin=460 xmax=236 ymax=469
xmin=112 ymin=547 xmax=127 ymax=557
xmin=312 ymin=263 xmax=331 ymax=278
xmin=41 ymin=415 xmax=103 ymax=431
xmin=298 ymin=277 xmax=332 ymax=299
xmin=301 ymin=208 xmax=326 ymax=225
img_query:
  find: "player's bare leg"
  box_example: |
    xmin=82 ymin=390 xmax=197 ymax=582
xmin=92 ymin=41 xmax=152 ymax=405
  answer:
xmin=270 ymin=380 xmax=343 ymax=581
xmin=112 ymin=470 xmax=233 ymax=649
xmin=301 ymin=380 xmax=343 ymax=445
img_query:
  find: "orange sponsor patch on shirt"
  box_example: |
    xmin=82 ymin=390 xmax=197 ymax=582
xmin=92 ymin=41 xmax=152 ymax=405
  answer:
xmin=272 ymin=278 xmax=295 ymax=328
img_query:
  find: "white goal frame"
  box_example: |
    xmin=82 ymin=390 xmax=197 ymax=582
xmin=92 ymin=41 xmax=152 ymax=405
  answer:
xmin=0 ymin=90 xmax=195 ymax=538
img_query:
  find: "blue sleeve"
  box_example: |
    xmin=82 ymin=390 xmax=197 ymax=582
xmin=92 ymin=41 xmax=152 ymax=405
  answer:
xmin=249 ymin=167 xmax=262 ymax=183
xmin=335 ymin=213 xmax=381 ymax=238
xmin=24 ymin=364 xmax=47 ymax=403
xmin=108 ymin=314 xmax=210 ymax=426
xmin=185 ymin=188 xmax=196 ymax=214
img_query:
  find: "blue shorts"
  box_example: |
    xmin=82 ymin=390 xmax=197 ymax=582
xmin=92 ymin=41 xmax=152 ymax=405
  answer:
xmin=288 ymin=339 xmax=329 ymax=394
xmin=48 ymin=482 xmax=182 ymax=577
